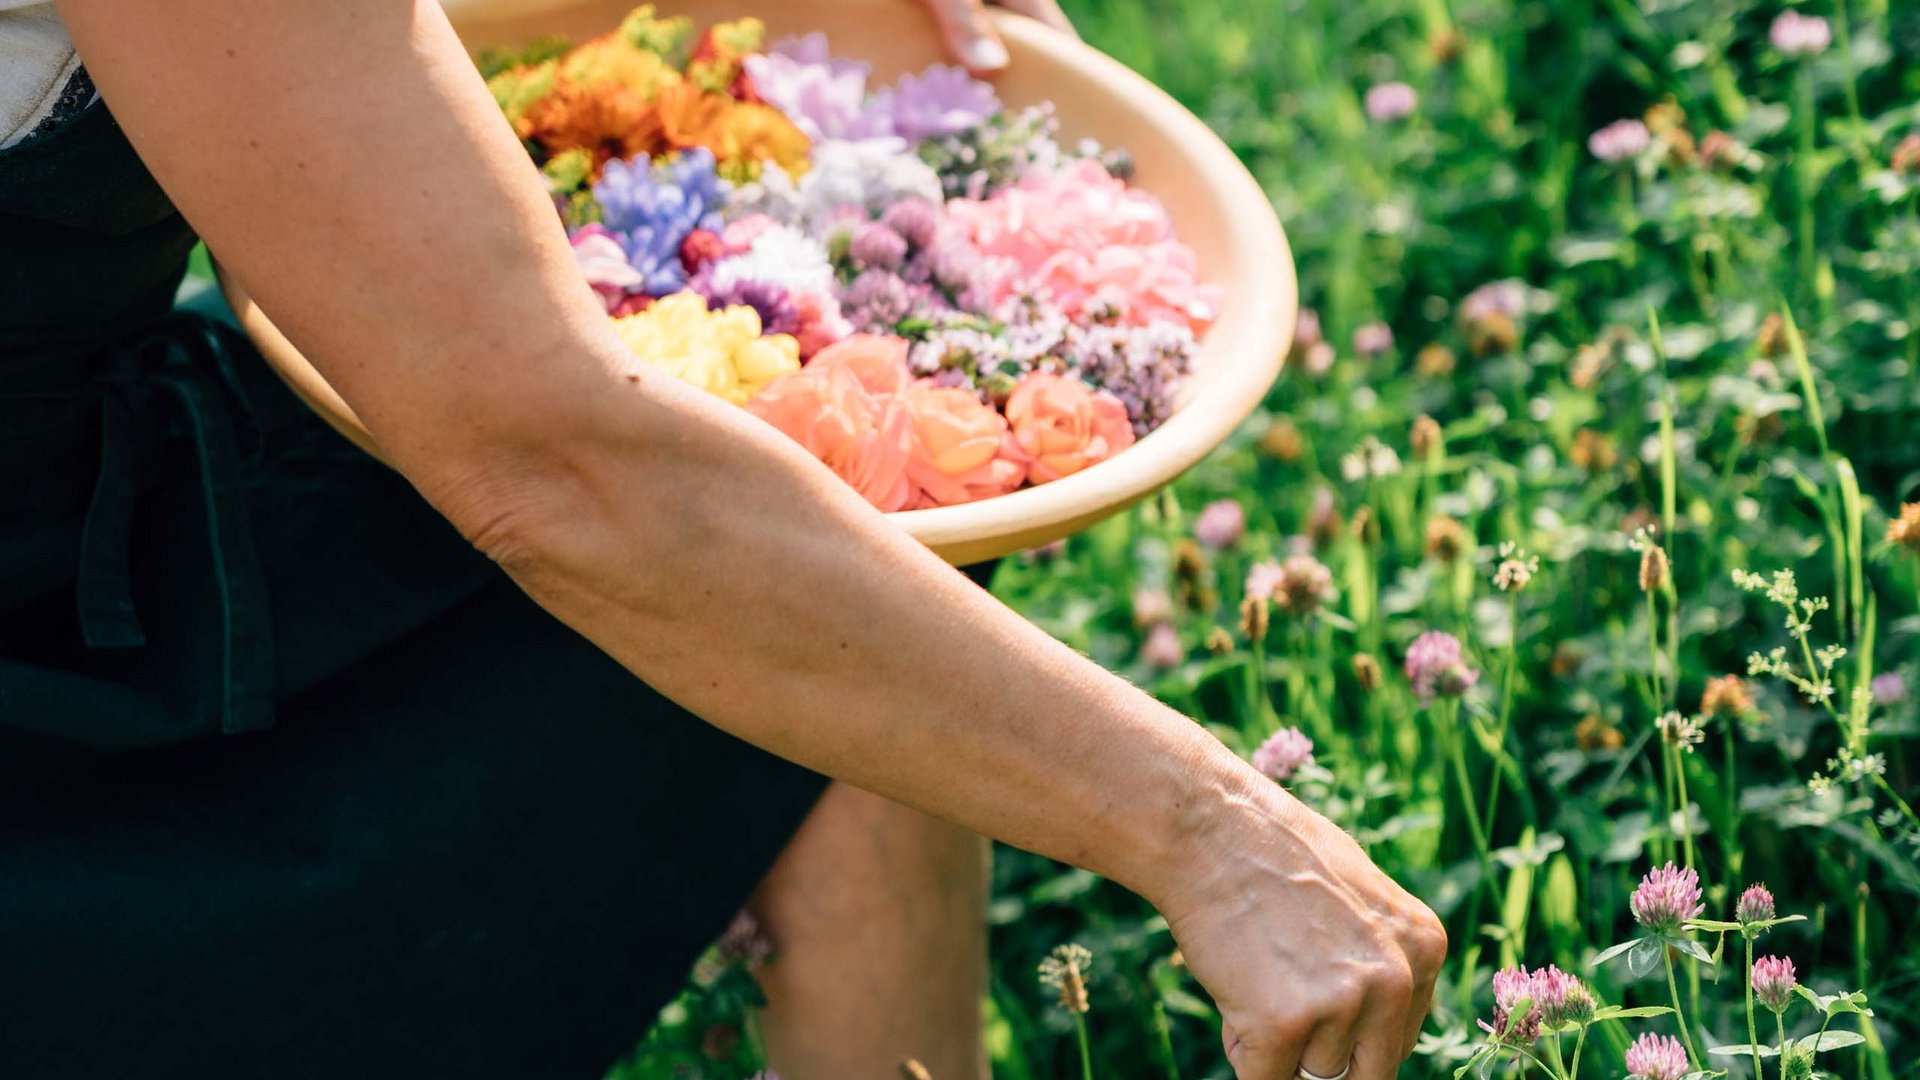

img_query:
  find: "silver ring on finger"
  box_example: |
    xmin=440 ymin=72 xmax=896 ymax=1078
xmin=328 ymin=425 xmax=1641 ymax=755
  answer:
xmin=1296 ymin=1063 xmax=1352 ymax=1080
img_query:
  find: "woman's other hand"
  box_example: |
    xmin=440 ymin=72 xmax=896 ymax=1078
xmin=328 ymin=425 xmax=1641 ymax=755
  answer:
xmin=916 ymin=0 xmax=1076 ymax=73
xmin=1155 ymin=774 xmax=1448 ymax=1080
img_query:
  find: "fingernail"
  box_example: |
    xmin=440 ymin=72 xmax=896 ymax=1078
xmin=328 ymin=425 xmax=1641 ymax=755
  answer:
xmin=962 ymin=35 xmax=1010 ymax=71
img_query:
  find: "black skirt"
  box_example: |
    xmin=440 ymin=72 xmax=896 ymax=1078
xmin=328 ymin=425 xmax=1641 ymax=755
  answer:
xmin=1 ymin=100 xmax=831 ymax=1076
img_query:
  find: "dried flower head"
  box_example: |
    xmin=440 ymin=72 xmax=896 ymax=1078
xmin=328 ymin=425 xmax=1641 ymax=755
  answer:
xmin=1415 ymin=342 xmax=1457 ymax=377
xmin=1426 ymin=515 xmax=1468 ymax=563
xmin=1468 ymin=311 xmax=1518 ymax=357
xmin=1352 ymin=652 xmax=1383 ymax=692
xmin=1429 ymin=27 xmax=1466 ymax=63
xmin=1889 ymin=503 xmax=1920 ymax=554
xmin=1630 ymin=861 xmax=1704 ymax=934
xmin=1569 ymin=428 xmax=1617 ymax=473
xmin=1752 ymin=955 xmax=1797 ymax=1013
xmin=1410 ymin=414 xmax=1444 ymax=459
xmin=1700 ymin=674 xmax=1753 ymax=719
xmin=1172 ymin=539 xmax=1214 ymax=612
xmin=1205 ymin=625 xmax=1235 ymax=656
xmin=1633 ymin=528 xmax=1670 ymax=592
xmin=1038 ymin=944 xmax=1093 ymax=1015
xmin=1735 ymin=883 xmax=1776 ymax=927
xmin=1252 ymin=726 xmax=1316 ymax=781
xmin=1625 ymin=1032 xmax=1690 ymax=1080
xmin=1575 ymin=714 xmax=1624 ymax=752
xmin=1405 ymin=631 xmax=1480 ymax=704
xmin=1259 ymin=417 xmax=1305 ymax=462
xmin=1308 ymin=488 xmax=1345 ymax=546
xmin=1493 ymin=542 xmax=1540 ymax=592
xmin=1248 ymin=555 xmax=1337 ymax=617
xmin=1754 ymin=312 xmax=1796 ymax=359
xmin=1238 ymin=593 xmax=1271 ymax=642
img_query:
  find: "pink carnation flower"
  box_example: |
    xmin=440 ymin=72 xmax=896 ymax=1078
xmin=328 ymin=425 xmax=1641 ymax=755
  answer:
xmin=570 ymin=224 xmax=647 ymax=312
xmin=747 ymin=337 xmax=916 ymax=512
xmin=945 ymin=159 xmax=1219 ymax=332
xmin=900 ymin=383 xmax=1028 ymax=507
xmin=1003 ymin=373 xmax=1136 ymax=483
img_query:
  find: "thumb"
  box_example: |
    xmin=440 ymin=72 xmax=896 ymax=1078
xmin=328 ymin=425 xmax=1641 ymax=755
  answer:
xmin=917 ymin=0 xmax=1011 ymax=72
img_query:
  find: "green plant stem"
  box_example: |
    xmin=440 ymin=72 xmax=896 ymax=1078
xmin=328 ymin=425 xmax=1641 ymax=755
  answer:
xmin=1746 ymin=937 xmax=1764 ymax=1080
xmin=1075 ymin=1013 xmax=1094 ymax=1080
xmin=1152 ymin=1000 xmax=1179 ymax=1080
xmin=1793 ymin=64 xmax=1817 ymax=299
xmin=1775 ymin=1010 xmax=1788 ymax=1080
xmin=1672 ymin=744 xmax=1696 ymax=871
xmin=1663 ymin=947 xmax=1702 ymax=1067
xmin=1568 ymin=1024 xmax=1587 ymax=1080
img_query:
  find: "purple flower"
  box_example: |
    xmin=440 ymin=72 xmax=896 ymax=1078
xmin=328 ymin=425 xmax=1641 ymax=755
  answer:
xmin=1631 ymin=861 xmax=1704 ymax=934
xmin=1589 ymin=119 xmax=1651 ymax=163
xmin=589 ymin=150 xmax=729 ymax=295
xmin=881 ymin=197 xmax=942 ymax=249
xmin=699 ymin=278 xmax=801 ymax=337
xmin=1461 ymin=279 xmax=1529 ymax=324
xmin=742 ymin=35 xmax=890 ymax=143
xmin=872 ymin=64 xmax=1001 ymax=142
xmin=1352 ymin=322 xmax=1395 ymax=357
xmin=1625 ymin=1032 xmax=1690 ymax=1080
xmin=1251 ymin=726 xmax=1316 ymax=781
xmin=1752 ymin=955 xmax=1797 ymax=1013
xmin=849 ymin=221 xmax=909 ymax=270
xmin=1141 ymin=623 xmax=1184 ymax=670
xmin=1871 ymin=671 xmax=1907 ymax=705
xmin=1132 ymin=586 xmax=1174 ymax=628
xmin=1534 ymin=966 xmax=1595 ymax=1028
xmin=1195 ymin=500 xmax=1247 ymax=549
xmin=1364 ymin=81 xmax=1419 ymax=123
xmin=1736 ymin=883 xmax=1776 ymax=927
xmin=1404 ymin=631 xmax=1479 ymax=703
xmin=1480 ymin=965 xmax=1545 ymax=1043
xmin=1294 ymin=307 xmax=1324 ymax=349
xmin=841 ymin=268 xmax=915 ymax=332
xmin=1770 ymin=11 xmax=1832 ymax=56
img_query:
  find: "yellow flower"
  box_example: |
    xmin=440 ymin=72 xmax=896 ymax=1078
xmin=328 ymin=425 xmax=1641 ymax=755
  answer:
xmin=608 ymin=292 xmax=800 ymax=405
xmin=560 ymin=34 xmax=682 ymax=98
xmin=487 ymin=59 xmax=558 ymax=129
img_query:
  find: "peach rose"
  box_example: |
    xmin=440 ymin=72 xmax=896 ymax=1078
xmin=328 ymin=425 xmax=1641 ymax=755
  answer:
xmin=806 ymin=333 xmax=911 ymax=396
xmin=747 ymin=363 xmax=914 ymax=512
xmin=1004 ymin=373 xmax=1137 ymax=484
xmin=900 ymin=384 xmax=1029 ymax=508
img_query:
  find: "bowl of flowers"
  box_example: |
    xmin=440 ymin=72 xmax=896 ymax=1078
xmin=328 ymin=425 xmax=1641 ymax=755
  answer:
xmin=218 ymin=0 xmax=1295 ymax=566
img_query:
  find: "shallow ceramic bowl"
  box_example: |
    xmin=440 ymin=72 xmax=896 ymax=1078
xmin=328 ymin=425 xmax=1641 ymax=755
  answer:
xmin=218 ymin=0 xmax=1295 ymax=566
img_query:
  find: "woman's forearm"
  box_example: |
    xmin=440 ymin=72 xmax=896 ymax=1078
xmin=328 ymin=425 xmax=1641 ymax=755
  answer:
xmin=444 ymin=355 xmax=1261 ymax=902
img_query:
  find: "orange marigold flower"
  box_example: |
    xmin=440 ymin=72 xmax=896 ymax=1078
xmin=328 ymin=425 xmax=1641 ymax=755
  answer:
xmin=520 ymin=80 xmax=664 ymax=173
xmin=559 ymin=33 xmax=681 ymax=97
xmin=654 ymin=81 xmax=811 ymax=174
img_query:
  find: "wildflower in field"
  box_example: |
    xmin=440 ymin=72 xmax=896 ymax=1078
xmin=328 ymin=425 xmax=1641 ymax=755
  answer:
xmin=1888 ymin=503 xmax=1920 ymax=553
xmin=1536 ymin=965 xmax=1595 ymax=1027
xmin=1132 ymin=586 xmax=1173 ymax=629
xmin=1415 ymin=342 xmax=1457 ymax=377
xmin=1892 ymin=134 xmax=1920 ymax=175
xmin=1753 ymin=955 xmax=1797 ymax=1012
xmin=1351 ymin=506 xmax=1379 ymax=544
xmin=1238 ymin=592 xmax=1270 ymax=641
xmin=1340 ymin=436 xmax=1402 ymax=481
xmin=1308 ymin=488 xmax=1345 ymax=546
xmin=1657 ymin=711 xmax=1705 ymax=751
xmin=1480 ymin=965 xmax=1545 ymax=1043
xmin=1405 ymin=631 xmax=1480 ymax=703
xmin=1258 ymin=416 xmax=1305 ymax=461
xmin=1429 ymin=27 xmax=1466 ymax=63
xmin=1425 ymin=515 xmax=1468 ymax=562
xmin=1769 ymin=10 xmax=1832 ymax=56
xmin=1409 ymin=414 xmax=1443 ymax=459
xmin=1637 ymin=536 xmax=1670 ymax=593
xmin=1038 ymin=943 xmax=1092 ymax=1014
xmin=1302 ymin=340 xmax=1337 ymax=377
xmin=1871 ymin=671 xmax=1907 ymax=705
xmin=1172 ymin=539 xmax=1214 ymax=611
xmin=1364 ymin=81 xmax=1419 ymax=123
xmin=1576 ymin=714 xmax=1625 ymax=752
xmin=1625 ymin=1032 xmax=1690 ymax=1080
xmin=1588 ymin=118 xmax=1650 ymax=162
xmin=1247 ymin=555 xmax=1336 ymax=617
xmin=1204 ymin=625 xmax=1234 ymax=655
xmin=1252 ymin=726 xmax=1316 ymax=781
xmin=1754 ymin=311 xmax=1796 ymax=358
xmin=1569 ymin=428 xmax=1617 ymax=472
xmin=1492 ymin=543 xmax=1539 ymax=592
xmin=1194 ymin=499 xmax=1247 ymax=549
xmin=1700 ymin=674 xmax=1754 ymax=720
xmin=1698 ymin=129 xmax=1746 ymax=170
xmin=1295 ymin=307 xmax=1323 ymax=349
xmin=1352 ymin=322 xmax=1394 ymax=357
xmin=1352 ymin=653 xmax=1383 ymax=692
xmin=1141 ymin=622 xmax=1184 ymax=670
xmin=1630 ymin=861 xmax=1704 ymax=933
xmin=1644 ymin=100 xmax=1695 ymax=166
xmin=1736 ymin=883 xmax=1776 ymax=927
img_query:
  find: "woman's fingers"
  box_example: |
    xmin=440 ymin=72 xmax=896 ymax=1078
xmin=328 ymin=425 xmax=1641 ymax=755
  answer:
xmin=917 ymin=0 xmax=1011 ymax=72
xmin=1295 ymin=1022 xmax=1359 ymax=1080
xmin=994 ymin=0 xmax=1079 ymax=37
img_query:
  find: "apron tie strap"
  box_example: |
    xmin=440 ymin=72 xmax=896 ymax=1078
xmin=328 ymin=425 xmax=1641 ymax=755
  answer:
xmin=74 ymin=314 xmax=275 ymax=736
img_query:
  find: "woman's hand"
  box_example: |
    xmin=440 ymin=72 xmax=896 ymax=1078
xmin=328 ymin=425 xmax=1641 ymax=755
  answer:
xmin=916 ymin=0 xmax=1076 ymax=73
xmin=1155 ymin=773 xmax=1447 ymax=1080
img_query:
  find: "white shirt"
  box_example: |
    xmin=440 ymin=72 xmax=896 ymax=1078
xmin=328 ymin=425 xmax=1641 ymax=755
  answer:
xmin=0 ymin=0 xmax=85 ymax=148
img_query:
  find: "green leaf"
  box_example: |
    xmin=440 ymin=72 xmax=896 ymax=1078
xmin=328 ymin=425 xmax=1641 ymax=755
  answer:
xmin=1669 ymin=938 xmax=1716 ymax=966
xmin=1796 ymin=1030 xmax=1866 ymax=1053
xmin=1592 ymin=1005 xmax=1676 ymax=1022
xmin=1593 ymin=938 xmax=1643 ymax=967
xmin=1627 ymin=937 xmax=1666 ymax=978
xmin=1684 ymin=918 xmax=1743 ymax=932
xmin=1709 ymin=1044 xmax=1779 ymax=1058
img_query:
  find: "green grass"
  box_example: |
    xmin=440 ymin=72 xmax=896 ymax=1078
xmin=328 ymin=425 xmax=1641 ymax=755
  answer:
xmin=631 ymin=0 xmax=1920 ymax=1075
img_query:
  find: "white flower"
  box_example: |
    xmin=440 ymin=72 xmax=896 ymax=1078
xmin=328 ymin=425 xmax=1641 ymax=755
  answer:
xmin=708 ymin=225 xmax=836 ymax=295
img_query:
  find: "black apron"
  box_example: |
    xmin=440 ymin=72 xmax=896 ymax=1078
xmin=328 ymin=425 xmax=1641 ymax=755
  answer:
xmin=1 ymin=99 xmax=829 ymax=1077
